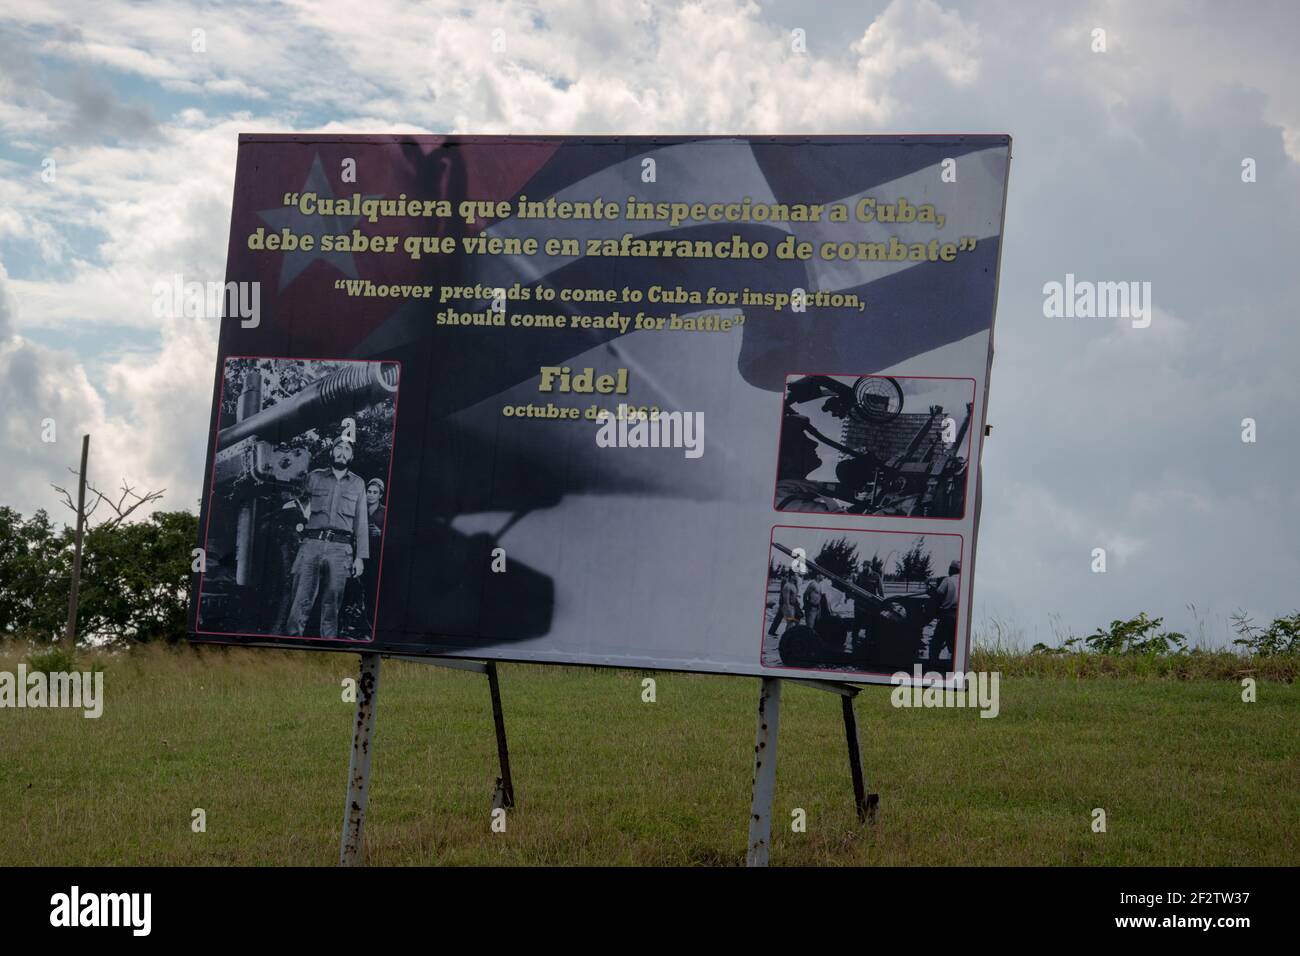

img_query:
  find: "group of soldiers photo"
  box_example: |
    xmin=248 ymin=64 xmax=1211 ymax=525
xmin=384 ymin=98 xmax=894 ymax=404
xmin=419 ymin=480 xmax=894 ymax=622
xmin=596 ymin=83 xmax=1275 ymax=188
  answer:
xmin=763 ymin=531 xmax=962 ymax=674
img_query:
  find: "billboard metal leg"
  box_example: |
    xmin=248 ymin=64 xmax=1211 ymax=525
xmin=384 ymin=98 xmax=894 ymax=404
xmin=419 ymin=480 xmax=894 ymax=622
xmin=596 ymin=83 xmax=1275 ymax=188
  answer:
xmin=339 ymin=652 xmax=381 ymax=866
xmin=746 ymin=677 xmax=782 ymax=867
xmin=486 ymin=662 xmax=515 ymax=809
xmin=385 ymin=655 xmax=515 ymax=811
xmin=841 ymin=695 xmax=879 ymax=823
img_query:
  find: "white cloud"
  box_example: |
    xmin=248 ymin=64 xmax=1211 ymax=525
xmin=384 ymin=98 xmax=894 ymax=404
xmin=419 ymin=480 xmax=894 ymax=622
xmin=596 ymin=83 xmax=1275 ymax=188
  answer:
xmin=0 ymin=312 xmax=216 ymax=520
xmin=5 ymin=113 xmax=256 ymax=330
xmin=855 ymin=0 xmax=980 ymax=87
xmin=0 ymin=0 xmax=1298 ymax=644
xmin=1051 ymin=0 xmax=1300 ymax=161
xmin=2 ymin=0 xmax=986 ymax=135
xmin=0 ymin=260 xmax=13 ymax=340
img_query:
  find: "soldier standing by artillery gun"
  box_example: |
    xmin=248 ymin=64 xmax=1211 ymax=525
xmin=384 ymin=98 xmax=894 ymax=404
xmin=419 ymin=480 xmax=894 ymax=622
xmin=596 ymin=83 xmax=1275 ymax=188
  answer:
xmin=926 ymin=559 xmax=960 ymax=663
xmin=199 ymin=358 xmax=398 ymax=640
xmin=283 ymin=437 xmax=369 ymax=638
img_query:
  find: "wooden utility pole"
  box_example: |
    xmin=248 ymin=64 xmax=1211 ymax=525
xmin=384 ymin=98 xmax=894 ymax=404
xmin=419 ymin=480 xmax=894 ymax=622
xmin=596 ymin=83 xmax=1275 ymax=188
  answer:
xmin=63 ymin=434 xmax=90 ymax=649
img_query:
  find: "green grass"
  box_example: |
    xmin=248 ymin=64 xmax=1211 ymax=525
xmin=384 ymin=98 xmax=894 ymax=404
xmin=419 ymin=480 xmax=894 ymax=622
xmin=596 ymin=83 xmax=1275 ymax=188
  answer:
xmin=970 ymin=645 xmax=1300 ymax=682
xmin=0 ymin=645 xmax=1295 ymax=866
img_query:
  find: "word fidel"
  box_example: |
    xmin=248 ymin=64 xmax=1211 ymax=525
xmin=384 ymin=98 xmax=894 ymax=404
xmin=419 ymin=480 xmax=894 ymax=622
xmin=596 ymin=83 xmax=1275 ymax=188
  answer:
xmin=503 ymin=365 xmax=635 ymax=421
xmin=50 ymin=886 xmax=151 ymax=936
xmin=0 ymin=665 xmax=103 ymax=718
xmin=890 ymin=666 xmax=999 ymax=718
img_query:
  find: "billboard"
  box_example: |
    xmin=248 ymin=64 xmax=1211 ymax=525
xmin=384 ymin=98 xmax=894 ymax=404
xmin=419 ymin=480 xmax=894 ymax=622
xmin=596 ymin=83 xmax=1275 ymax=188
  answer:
xmin=191 ymin=133 xmax=1011 ymax=685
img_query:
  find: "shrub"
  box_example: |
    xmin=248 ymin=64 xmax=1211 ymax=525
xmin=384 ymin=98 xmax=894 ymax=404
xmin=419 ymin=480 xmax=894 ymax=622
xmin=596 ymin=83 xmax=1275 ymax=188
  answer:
xmin=1231 ymin=610 xmax=1300 ymax=657
xmin=1061 ymin=612 xmax=1186 ymax=655
xmin=25 ymin=645 xmax=80 ymax=674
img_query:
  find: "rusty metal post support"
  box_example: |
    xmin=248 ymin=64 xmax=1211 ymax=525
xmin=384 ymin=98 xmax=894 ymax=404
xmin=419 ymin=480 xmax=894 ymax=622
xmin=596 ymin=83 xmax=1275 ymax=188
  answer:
xmin=746 ymin=677 xmax=782 ymax=867
xmin=841 ymin=694 xmax=879 ymax=823
xmin=339 ymin=652 xmax=381 ymax=866
xmin=486 ymin=662 xmax=515 ymax=809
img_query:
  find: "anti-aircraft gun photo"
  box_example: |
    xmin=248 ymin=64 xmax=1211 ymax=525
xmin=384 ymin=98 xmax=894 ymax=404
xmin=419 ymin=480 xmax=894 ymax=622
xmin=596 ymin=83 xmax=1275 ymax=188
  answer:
xmin=777 ymin=374 xmax=973 ymax=518
xmin=835 ymin=396 xmax=972 ymax=517
xmin=770 ymin=540 xmax=938 ymax=673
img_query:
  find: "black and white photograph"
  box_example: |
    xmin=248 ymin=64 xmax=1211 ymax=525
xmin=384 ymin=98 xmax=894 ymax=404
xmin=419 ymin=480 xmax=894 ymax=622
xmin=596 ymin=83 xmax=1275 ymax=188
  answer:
xmin=196 ymin=357 xmax=400 ymax=642
xmin=774 ymin=374 xmax=975 ymax=518
xmin=762 ymin=526 xmax=964 ymax=676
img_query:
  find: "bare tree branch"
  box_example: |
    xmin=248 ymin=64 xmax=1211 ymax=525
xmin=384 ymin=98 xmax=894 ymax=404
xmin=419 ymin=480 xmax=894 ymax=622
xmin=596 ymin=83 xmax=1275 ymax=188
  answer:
xmin=51 ymin=483 xmax=74 ymax=513
xmin=51 ymin=475 xmax=166 ymax=529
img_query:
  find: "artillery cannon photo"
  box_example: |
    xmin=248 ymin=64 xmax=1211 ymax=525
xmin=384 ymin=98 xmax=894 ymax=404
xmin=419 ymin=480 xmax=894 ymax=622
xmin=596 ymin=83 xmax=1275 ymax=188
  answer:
xmin=770 ymin=540 xmax=939 ymax=674
xmin=198 ymin=358 xmax=399 ymax=638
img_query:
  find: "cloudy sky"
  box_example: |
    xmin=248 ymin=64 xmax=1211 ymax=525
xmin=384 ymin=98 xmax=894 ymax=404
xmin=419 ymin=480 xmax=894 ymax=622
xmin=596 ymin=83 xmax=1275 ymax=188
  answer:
xmin=1 ymin=0 xmax=1297 ymax=647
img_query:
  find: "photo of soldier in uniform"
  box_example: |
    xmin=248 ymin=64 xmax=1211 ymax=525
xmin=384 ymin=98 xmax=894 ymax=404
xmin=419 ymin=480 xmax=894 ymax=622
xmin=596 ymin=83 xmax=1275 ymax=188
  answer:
xmin=361 ymin=478 xmax=386 ymax=619
xmin=761 ymin=527 xmax=964 ymax=676
xmin=774 ymin=374 xmax=975 ymax=518
xmin=196 ymin=357 xmax=400 ymax=641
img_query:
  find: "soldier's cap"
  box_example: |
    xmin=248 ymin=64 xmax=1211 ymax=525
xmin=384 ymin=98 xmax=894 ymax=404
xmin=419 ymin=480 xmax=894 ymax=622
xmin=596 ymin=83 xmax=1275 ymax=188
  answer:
xmin=949 ymin=559 xmax=961 ymax=574
xmin=332 ymin=437 xmax=354 ymax=451
xmin=367 ymin=478 xmax=385 ymax=494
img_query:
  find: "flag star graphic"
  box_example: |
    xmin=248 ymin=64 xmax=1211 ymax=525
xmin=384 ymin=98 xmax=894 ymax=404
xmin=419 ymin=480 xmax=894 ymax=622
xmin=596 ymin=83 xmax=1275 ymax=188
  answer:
xmin=257 ymin=154 xmax=382 ymax=291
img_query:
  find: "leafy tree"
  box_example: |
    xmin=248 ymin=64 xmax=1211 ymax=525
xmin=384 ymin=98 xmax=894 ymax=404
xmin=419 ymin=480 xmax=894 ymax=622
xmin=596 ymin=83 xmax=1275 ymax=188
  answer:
xmin=75 ymin=511 xmax=198 ymax=644
xmin=814 ymin=536 xmax=859 ymax=582
xmin=0 ymin=505 xmax=197 ymax=645
xmin=894 ymin=537 xmax=933 ymax=585
xmin=222 ymin=357 xmax=311 ymax=419
xmin=0 ymin=507 xmax=68 ymax=638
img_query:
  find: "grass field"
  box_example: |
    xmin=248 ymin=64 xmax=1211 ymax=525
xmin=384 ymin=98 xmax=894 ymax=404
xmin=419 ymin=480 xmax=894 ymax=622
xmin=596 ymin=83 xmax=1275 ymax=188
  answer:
xmin=0 ymin=645 xmax=1296 ymax=866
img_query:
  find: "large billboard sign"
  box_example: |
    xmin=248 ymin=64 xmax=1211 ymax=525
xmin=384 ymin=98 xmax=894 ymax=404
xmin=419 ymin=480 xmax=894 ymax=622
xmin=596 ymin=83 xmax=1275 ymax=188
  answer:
xmin=190 ymin=133 xmax=1011 ymax=685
